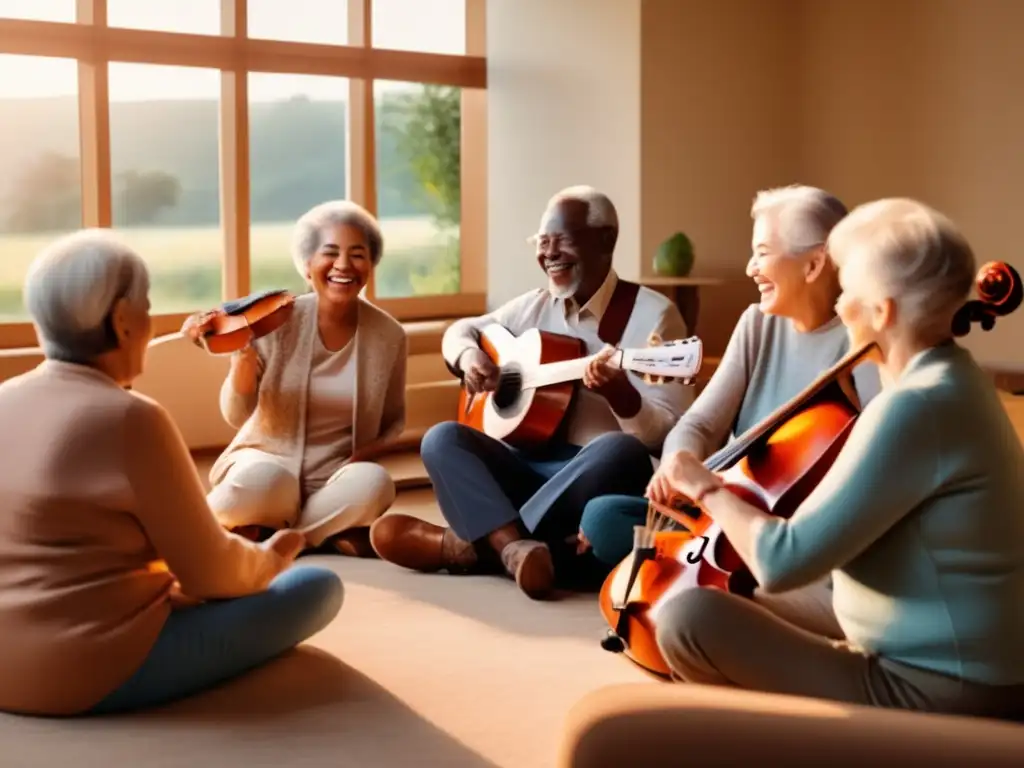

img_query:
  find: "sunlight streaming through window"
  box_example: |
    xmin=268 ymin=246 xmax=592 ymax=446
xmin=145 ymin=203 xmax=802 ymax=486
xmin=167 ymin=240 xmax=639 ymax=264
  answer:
xmin=374 ymin=80 xmax=462 ymax=297
xmin=0 ymin=54 xmax=80 ymax=321
xmin=108 ymin=63 xmax=223 ymax=313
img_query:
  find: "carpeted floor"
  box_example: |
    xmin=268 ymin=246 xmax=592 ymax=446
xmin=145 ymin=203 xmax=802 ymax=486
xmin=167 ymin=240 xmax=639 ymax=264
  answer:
xmin=0 ymin=487 xmax=650 ymax=768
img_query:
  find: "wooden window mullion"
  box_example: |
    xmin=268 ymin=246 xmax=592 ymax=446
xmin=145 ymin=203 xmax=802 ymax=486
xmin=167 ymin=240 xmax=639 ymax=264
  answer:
xmin=219 ymin=0 xmax=250 ymax=300
xmin=75 ymin=0 xmax=111 ymax=229
xmin=459 ymin=0 xmax=486 ymax=295
xmin=347 ymin=0 xmax=377 ymax=301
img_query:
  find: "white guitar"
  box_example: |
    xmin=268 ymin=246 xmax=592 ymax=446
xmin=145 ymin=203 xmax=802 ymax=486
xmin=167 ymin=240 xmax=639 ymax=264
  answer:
xmin=457 ymin=323 xmax=703 ymax=447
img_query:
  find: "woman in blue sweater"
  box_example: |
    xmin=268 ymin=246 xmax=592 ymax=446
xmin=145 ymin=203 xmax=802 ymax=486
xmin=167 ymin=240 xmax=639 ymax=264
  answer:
xmin=652 ymin=198 xmax=1024 ymax=719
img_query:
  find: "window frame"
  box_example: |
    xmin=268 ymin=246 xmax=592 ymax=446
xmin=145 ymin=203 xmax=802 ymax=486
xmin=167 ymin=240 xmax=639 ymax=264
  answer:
xmin=0 ymin=0 xmax=487 ymax=350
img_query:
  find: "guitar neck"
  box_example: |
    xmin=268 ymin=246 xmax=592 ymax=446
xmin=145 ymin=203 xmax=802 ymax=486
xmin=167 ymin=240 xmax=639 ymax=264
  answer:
xmin=520 ymin=348 xmax=665 ymax=390
xmin=521 ymin=355 xmax=595 ymax=390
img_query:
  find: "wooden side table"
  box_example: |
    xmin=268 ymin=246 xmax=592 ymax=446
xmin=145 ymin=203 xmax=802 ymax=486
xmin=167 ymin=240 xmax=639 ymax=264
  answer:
xmin=639 ymin=276 xmax=725 ymax=336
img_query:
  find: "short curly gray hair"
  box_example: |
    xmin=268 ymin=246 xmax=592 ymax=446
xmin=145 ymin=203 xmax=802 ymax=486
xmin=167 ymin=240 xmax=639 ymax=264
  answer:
xmin=751 ymin=184 xmax=848 ymax=255
xmin=24 ymin=228 xmax=150 ymax=362
xmin=291 ymin=200 xmax=384 ymax=282
xmin=544 ymin=185 xmax=619 ymax=230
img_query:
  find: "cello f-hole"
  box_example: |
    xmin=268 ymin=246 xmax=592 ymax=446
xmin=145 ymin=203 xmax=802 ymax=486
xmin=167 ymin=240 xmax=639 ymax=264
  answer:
xmin=685 ymin=537 xmax=709 ymax=565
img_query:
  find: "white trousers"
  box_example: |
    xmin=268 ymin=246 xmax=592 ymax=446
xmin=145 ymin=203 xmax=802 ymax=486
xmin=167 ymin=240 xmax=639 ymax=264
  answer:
xmin=207 ymin=449 xmax=396 ymax=547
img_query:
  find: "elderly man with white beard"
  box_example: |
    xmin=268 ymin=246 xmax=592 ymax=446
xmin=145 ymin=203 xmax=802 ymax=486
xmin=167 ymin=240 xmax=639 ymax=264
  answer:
xmin=369 ymin=185 xmax=692 ymax=599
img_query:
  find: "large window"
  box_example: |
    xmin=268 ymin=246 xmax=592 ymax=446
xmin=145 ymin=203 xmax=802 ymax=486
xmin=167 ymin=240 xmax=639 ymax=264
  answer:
xmin=0 ymin=0 xmax=486 ymax=348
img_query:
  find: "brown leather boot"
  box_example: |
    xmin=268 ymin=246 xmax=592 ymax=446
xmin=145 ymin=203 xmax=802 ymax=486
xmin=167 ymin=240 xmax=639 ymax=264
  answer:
xmin=369 ymin=514 xmax=480 ymax=574
xmin=500 ymin=540 xmax=555 ymax=600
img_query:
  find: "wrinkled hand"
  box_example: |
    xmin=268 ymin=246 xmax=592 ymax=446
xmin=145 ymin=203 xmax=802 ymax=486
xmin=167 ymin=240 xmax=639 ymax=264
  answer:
xmin=461 ymin=348 xmax=500 ymax=395
xmin=583 ymin=344 xmax=623 ymax=391
xmin=180 ymin=308 xmax=223 ymax=346
xmin=646 ymin=449 xmax=720 ymax=505
xmin=261 ymin=529 xmax=307 ymax=563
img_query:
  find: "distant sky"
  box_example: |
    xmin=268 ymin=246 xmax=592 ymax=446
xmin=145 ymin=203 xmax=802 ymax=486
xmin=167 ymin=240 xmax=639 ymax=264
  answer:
xmin=0 ymin=0 xmax=464 ymax=100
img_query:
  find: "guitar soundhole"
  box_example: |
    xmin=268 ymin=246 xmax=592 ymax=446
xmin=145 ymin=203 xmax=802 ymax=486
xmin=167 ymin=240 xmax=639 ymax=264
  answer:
xmin=493 ymin=367 xmax=523 ymax=411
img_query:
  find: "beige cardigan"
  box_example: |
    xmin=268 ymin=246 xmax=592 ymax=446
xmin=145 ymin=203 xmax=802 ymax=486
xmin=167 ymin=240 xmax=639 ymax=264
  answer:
xmin=209 ymin=293 xmax=407 ymax=487
xmin=0 ymin=361 xmax=285 ymax=715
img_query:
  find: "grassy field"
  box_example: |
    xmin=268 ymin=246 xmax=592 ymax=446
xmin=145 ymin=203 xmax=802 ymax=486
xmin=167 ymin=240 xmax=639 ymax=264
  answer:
xmin=0 ymin=215 xmax=460 ymax=320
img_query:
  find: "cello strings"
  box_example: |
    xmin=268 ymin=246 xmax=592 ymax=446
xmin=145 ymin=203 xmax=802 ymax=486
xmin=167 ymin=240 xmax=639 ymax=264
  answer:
xmin=644 ymin=500 xmax=673 ymax=547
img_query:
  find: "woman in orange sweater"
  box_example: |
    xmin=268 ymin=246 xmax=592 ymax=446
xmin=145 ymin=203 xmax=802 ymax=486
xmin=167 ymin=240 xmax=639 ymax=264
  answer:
xmin=0 ymin=229 xmax=343 ymax=717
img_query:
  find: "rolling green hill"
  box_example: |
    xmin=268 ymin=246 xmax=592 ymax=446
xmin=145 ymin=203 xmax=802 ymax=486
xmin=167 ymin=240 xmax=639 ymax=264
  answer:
xmin=0 ymin=89 xmax=462 ymax=311
xmin=0 ymin=92 xmax=437 ymax=232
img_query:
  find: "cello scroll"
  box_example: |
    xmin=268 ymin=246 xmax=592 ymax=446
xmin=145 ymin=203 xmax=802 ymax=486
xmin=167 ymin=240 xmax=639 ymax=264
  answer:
xmin=951 ymin=261 xmax=1022 ymax=336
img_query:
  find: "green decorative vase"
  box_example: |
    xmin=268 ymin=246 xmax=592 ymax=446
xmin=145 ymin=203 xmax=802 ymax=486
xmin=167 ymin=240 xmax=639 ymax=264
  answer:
xmin=653 ymin=231 xmax=695 ymax=277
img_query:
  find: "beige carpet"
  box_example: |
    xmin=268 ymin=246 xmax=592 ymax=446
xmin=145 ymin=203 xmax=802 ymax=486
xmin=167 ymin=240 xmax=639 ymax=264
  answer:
xmin=0 ymin=487 xmax=650 ymax=768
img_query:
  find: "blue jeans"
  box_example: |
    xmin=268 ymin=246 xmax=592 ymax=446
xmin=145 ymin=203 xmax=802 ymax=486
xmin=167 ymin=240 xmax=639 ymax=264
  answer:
xmin=420 ymin=423 xmax=654 ymax=587
xmin=421 ymin=422 xmax=654 ymax=544
xmin=88 ymin=565 xmax=343 ymax=715
xmin=579 ymin=494 xmax=650 ymax=566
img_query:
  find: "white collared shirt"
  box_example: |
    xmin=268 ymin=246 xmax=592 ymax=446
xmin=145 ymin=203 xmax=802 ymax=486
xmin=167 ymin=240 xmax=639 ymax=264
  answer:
xmin=443 ymin=269 xmax=694 ymax=450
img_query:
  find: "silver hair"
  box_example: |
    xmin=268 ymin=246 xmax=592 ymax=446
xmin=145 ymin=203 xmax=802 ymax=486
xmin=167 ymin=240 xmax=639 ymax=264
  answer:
xmin=828 ymin=198 xmax=976 ymax=336
xmin=751 ymin=184 xmax=848 ymax=254
xmin=543 ymin=185 xmax=619 ymax=230
xmin=23 ymin=228 xmax=150 ymax=362
xmin=291 ymin=200 xmax=383 ymax=282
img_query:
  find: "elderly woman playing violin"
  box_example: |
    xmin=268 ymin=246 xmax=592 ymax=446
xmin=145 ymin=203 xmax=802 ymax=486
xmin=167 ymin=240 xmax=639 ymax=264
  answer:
xmin=183 ymin=200 xmax=407 ymax=557
xmin=649 ymin=198 xmax=1024 ymax=720
xmin=0 ymin=229 xmax=342 ymax=716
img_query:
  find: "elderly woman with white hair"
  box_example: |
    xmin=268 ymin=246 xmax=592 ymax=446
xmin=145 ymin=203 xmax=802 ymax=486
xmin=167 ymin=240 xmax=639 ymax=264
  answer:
xmin=650 ymin=198 xmax=1024 ymax=719
xmin=580 ymin=184 xmax=879 ymax=634
xmin=0 ymin=229 xmax=343 ymax=716
xmin=185 ymin=200 xmax=405 ymax=558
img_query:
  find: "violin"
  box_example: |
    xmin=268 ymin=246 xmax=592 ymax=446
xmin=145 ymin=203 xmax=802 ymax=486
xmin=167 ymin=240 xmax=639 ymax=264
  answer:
xmin=187 ymin=288 xmax=296 ymax=355
xmin=598 ymin=259 xmax=1022 ymax=678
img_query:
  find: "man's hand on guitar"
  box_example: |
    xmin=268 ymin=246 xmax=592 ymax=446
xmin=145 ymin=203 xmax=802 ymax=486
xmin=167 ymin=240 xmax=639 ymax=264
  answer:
xmin=582 ymin=344 xmax=623 ymax=390
xmin=461 ymin=348 xmax=500 ymax=395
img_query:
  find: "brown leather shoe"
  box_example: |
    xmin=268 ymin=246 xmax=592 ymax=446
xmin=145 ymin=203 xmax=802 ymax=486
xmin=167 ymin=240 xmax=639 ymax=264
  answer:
xmin=328 ymin=526 xmax=377 ymax=558
xmin=369 ymin=514 xmax=479 ymax=573
xmin=500 ymin=540 xmax=555 ymax=600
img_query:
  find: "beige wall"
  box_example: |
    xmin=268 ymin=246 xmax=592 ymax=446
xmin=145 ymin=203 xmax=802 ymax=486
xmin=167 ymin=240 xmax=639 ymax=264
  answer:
xmin=639 ymin=0 xmax=795 ymax=352
xmin=640 ymin=0 xmax=798 ymax=280
xmin=798 ymin=0 xmax=1024 ymax=368
xmin=488 ymin=0 xmax=1024 ymax=365
xmin=485 ymin=0 xmax=642 ymax=307
xmin=638 ymin=0 xmax=1024 ymax=365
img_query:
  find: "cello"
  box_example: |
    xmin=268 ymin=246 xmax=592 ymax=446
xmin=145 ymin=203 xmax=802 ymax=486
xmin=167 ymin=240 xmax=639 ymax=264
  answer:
xmin=597 ymin=259 xmax=1023 ymax=679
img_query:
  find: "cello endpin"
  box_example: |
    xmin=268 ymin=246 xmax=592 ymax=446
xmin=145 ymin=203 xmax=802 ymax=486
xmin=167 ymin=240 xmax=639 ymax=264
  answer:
xmin=600 ymin=631 xmax=626 ymax=654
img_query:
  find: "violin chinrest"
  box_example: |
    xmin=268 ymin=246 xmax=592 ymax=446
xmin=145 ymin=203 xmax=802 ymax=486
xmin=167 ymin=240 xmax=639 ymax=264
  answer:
xmin=221 ymin=288 xmax=290 ymax=315
xmin=200 ymin=289 xmax=296 ymax=355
